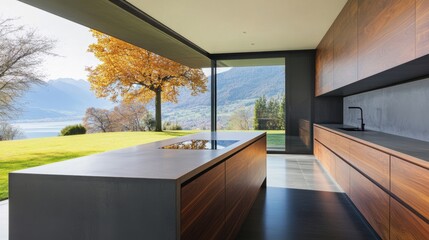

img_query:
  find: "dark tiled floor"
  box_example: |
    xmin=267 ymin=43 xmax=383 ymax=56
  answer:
xmin=236 ymin=187 xmax=378 ymax=240
xmin=237 ymin=154 xmax=378 ymax=240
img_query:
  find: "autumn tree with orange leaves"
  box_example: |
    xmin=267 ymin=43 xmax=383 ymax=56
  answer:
xmin=86 ymin=30 xmax=208 ymax=131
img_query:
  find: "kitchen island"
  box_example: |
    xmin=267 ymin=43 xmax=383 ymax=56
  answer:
xmin=9 ymin=132 xmax=266 ymax=240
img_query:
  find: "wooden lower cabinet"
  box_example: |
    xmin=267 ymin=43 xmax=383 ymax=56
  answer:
xmin=391 ymin=156 xmax=429 ymax=220
xmin=225 ymin=136 xmax=266 ymax=240
xmin=225 ymin=148 xmax=250 ymax=240
xmin=330 ymin=133 xmax=350 ymax=160
xmin=314 ymin=140 xmax=334 ymax=176
xmin=350 ymin=168 xmax=390 ymax=240
xmin=348 ymin=140 xmax=390 ymax=189
xmin=314 ymin=126 xmax=331 ymax=146
xmin=181 ymin=162 xmax=226 ymax=240
xmin=181 ymin=136 xmax=266 ymax=240
xmin=390 ymin=197 xmax=429 ymax=240
xmin=334 ymin=154 xmax=350 ymax=195
xmin=247 ymin=137 xmax=267 ymax=207
xmin=314 ymin=125 xmax=429 ymax=240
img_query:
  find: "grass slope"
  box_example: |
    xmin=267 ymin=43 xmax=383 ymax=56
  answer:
xmin=0 ymin=131 xmax=195 ymax=200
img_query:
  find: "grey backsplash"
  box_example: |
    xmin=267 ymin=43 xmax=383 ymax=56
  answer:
xmin=344 ymin=77 xmax=429 ymax=142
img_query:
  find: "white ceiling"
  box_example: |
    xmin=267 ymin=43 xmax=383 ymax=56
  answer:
xmin=127 ymin=0 xmax=347 ymax=54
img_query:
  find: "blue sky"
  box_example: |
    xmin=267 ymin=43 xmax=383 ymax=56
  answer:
xmin=1 ymin=0 xmax=213 ymax=80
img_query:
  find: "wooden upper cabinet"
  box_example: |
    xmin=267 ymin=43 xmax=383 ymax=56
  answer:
xmin=333 ymin=0 xmax=358 ymax=89
xmin=315 ymin=26 xmax=333 ymax=96
xmin=358 ymin=0 xmax=416 ymax=80
xmin=416 ymin=0 xmax=429 ymax=58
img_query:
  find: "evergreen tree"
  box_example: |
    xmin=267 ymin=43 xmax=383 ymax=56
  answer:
xmin=253 ymin=94 xmax=285 ymax=130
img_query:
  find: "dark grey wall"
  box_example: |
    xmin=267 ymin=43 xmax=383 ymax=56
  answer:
xmin=344 ymin=77 xmax=429 ymax=142
xmin=285 ymin=51 xmax=314 ymax=153
xmin=314 ymin=97 xmax=343 ymax=124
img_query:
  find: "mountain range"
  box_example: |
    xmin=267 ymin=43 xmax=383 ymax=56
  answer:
xmin=14 ymin=66 xmax=285 ymax=128
xmin=15 ymin=78 xmax=113 ymax=121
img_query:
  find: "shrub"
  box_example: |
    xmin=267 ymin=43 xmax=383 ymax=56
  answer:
xmin=163 ymin=121 xmax=182 ymax=130
xmin=60 ymin=124 xmax=86 ymax=136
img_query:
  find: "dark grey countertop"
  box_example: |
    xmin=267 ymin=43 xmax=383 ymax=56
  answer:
xmin=12 ymin=132 xmax=266 ymax=183
xmin=316 ymin=124 xmax=429 ymax=167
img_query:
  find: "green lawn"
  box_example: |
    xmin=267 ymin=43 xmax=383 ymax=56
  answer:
xmin=0 ymin=130 xmax=284 ymax=200
xmin=0 ymin=131 xmax=195 ymax=200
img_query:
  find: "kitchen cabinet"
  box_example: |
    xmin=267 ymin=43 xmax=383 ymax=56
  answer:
xmin=181 ymin=162 xmax=226 ymax=240
xmin=225 ymin=136 xmax=267 ymax=240
xmin=314 ymin=125 xmax=331 ymax=146
xmin=348 ymin=140 xmax=390 ymax=189
xmin=315 ymin=26 xmax=333 ymax=96
xmin=314 ymin=140 xmax=335 ymax=178
xmin=391 ymin=156 xmax=429 ymax=220
xmin=416 ymin=0 xmax=429 ymax=58
xmin=350 ymin=167 xmax=390 ymax=239
xmin=315 ymin=0 xmax=417 ymax=95
xmin=333 ymin=0 xmax=358 ymax=89
xmin=314 ymin=125 xmax=429 ymax=240
xmin=390 ymin=197 xmax=429 ymax=240
xmin=335 ymin=155 xmax=350 ymax=195
xmin=357 ymin=0 xmax=415 ymax=80
xmin=182 ymin=135 xmax=267 ymax=240
xmin=330 ymin=133 xmax=350 ymax=160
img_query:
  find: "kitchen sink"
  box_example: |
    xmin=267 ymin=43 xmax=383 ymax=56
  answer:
xmin=339 ymin=127 xmax=363 ymax=131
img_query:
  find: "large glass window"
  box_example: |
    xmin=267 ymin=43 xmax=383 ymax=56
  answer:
xmin=216 ymin=58 xmax=286 ymax=151
xmin=162 ymin=68 xmax=211 ymax=131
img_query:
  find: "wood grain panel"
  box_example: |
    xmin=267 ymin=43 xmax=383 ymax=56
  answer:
xmin=314 ymin=140 xmax=327 ymax=171
xmin=390 ymin=197 xmax=429 ymax=240
xmin=358 ymin=0 xmax=415 ymax=80
xmin=416 ymin=0 xmax=429 ymax=58
xmin=225 ymin=149 xmax=249 ymax=236
xmin=315 ymin=26 xmax=334 ymax=96
xmin=314 ymin=140 xmax=335 ymax=178
xmin=314 ymin=126 xmax=331 ymax=147
xmin=247 ymin=137 xmax=267 ymax=210
xmin=330 ymin=133 xmax=350 ymax=160
xmin=391 ymin=156 xmax=429 ymax=220
xmin=350 ymin=168 xmax=389 ymax=240
xmin=333 ymin=0 xmax=358 ymax=89
xmin=335 ymin=155 xmax=350 ymax=195
xmin=181 ymin=162 xmax=226 ymax=240
xmin=348 ymin=140 xmax=390 ymax=189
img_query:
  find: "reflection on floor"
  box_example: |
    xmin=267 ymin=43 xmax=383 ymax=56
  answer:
xmin=0 ymin=155 xmax=377 ymax=240
xmin=267 ymin=154 xmax=341 ymax=191
xmin=237 ymin=154 xmax=378 ymax=240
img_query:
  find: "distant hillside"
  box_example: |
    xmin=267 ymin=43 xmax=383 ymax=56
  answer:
xmin=15 ymin=78 xmax=114 ymax=121
xmin=164 ymin=66 xmax=285 ymax=109
xmin=14 ymin=66 xmax=285 ymax=128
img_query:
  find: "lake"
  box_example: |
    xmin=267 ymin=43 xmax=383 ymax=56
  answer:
xmin=12 ymin=120 xmax=83 ymax=139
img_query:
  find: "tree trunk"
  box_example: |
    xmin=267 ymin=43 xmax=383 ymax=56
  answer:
xmin=155 ymin=88 xmax=162 ymax=131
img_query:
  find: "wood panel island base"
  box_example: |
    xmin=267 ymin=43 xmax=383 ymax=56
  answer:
xmin=9 ymin=132 xmax=267 ymax=240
